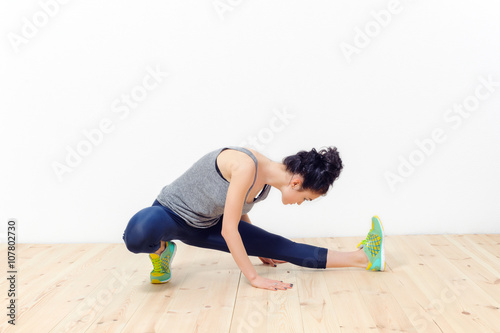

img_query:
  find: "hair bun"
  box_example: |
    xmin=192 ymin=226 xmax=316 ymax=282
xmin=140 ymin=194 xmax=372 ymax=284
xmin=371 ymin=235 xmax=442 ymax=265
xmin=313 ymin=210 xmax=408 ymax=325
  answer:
xmin=283 ymin=146 xmax=343 ymax=194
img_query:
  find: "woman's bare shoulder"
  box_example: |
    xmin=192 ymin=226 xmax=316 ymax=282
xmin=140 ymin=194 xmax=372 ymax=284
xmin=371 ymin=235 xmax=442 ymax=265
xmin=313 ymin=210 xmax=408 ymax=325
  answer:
xmin=217 ymin=148 xmax=256 ymax=182
xmin=245 ymin=148 xmax=271 ymax=164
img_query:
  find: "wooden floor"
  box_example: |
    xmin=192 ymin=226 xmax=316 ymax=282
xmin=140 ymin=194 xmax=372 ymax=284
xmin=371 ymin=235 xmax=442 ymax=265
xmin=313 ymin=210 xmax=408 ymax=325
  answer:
xmin=1 ymin=235 xmax=499 ymax=332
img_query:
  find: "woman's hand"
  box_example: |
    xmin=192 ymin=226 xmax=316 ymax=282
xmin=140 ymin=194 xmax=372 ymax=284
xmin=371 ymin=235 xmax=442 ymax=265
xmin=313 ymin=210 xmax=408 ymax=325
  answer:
xmin=250 ymin=275 xmax=293 ymax=291
xmin=259 ymin=257 xmax=287 ymax=267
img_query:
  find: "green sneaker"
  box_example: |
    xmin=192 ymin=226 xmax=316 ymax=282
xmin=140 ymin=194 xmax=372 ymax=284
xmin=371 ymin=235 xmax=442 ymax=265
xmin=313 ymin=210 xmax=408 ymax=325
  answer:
xmin=149 ymin=241 xmax=177 ymax=284
xmin=358 ymin=216 xmax=385 ymax=271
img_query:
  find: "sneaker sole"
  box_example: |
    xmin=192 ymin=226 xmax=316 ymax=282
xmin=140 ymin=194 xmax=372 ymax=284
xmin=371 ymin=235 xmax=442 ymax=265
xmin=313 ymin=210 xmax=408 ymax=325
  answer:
xmin=373 ymin=215 xmax=386 ymax=272
xmin=168 ymin=242 xmax=177 ymax=272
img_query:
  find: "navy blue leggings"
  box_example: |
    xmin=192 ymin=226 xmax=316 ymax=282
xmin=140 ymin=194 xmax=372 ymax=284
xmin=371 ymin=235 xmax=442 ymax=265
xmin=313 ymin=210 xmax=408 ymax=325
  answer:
xmin=123 ymin=200 xmax=328 ymax=269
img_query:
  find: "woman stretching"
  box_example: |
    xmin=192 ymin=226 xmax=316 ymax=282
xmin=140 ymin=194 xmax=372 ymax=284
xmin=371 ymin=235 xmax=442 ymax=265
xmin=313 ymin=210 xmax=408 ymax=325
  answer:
xmin=122 ymin=146 xmax=385 ymax=291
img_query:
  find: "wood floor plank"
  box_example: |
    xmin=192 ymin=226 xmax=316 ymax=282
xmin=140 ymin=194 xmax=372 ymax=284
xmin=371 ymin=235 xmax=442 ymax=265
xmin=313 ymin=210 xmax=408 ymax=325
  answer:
xmin=313 ymin=237 xmax=374 ymax=333
xmin=429 ymin=235 xmax=500 ymax=302
xmin=87 ymin=244 xmax=241 ymax=333
xmin=119 ymin=242 xmax=201 ymax=333
xmin=5 ymin=235 xmax=500 ymax=332
xmin=482 ymin=234 xmax=500 ymax=249
xmin=190 ymin=250 xmax=241 ymax=333
xmin=384 ymin=236 xmax=455 ymax=333
xmin=451 ymin=235 xmax=500 ymax=273
xmin=264 ymin=263 xmax=303 ymax=333
xmin=327 ymin=236 xmax=428 ymax=333
xmin=294 ymin=237 xmax=340 ymax=333
xmin=50 ymin=246 xmax=146 ymax=333
xmin=335 ymin=237 xmax=417 ymax=332
xmin=0 ymin=243 xmax=56 ymax=290
xmin=1 ymin=244 xmax=117 ymax=333
xmin=484 ymin=234 xmax=500 ymax=245
xmin=1 ymin=243 xmax=88 ymax=295
xmin=392 ymin=236 xmax=482 ymax=332
xmin=153 ymin=246 xmax=238 ymax=332
xmin=26 ymin=244 xmax=123 ymax=332
xmin=409 ymin=236 xmax=498 ymax=332
xmin=229 ymin=258 xmax=273 ymax=333
xmin=475 ymin=235 xmax=500 ymax=270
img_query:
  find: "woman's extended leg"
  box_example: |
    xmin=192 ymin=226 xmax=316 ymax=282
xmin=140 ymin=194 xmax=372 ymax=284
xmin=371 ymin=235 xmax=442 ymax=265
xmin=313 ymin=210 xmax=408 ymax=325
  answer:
xmin=177 ymin=218 xmax=368 ymax=270
xmin=326 ymin=249 xmax=368 ymax=268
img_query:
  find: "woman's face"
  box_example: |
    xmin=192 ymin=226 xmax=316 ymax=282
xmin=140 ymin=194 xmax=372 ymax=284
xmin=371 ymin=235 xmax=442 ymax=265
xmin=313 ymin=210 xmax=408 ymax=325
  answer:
xmin=281 ymin=176 xmax=322 ymax=205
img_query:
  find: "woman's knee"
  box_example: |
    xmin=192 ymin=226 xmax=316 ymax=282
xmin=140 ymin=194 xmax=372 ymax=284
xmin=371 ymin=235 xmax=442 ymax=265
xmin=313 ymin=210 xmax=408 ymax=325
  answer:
xmin=123 ymin=235 xmax=146 ymax=254
xmin=122 ymin=206 xmax=166 ymax=254
xmin=123 ymin=225 xmax=149 ymax=253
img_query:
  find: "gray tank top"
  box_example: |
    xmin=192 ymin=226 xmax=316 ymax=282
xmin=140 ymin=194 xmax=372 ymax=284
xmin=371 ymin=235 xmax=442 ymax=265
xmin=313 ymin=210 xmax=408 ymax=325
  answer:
xmin=156 ymin=146 xmax=271 ymax=228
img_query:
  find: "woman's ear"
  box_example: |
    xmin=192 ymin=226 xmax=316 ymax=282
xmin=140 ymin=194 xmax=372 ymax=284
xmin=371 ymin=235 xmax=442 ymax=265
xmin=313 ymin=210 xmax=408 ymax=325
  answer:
xmin=291 ymin=175 xmax=303 ymax=190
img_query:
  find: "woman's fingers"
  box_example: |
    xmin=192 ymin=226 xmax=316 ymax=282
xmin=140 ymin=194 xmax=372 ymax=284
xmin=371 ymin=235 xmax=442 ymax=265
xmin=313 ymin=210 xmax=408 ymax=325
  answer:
xmin=268 ymin=259 xmax=279 ymax=267
xmin=250 ymin=276 xmax=293 ymax=291
xmin=258 ymin=257 xmax=287 ymax=267
xmin=259 ymin=257 xmax=276 ymax=266
xmin=263 ymin=279 xmax=292 ymax=291
xmin=272 ymin=260 xmax=287 ymax=264
xmin=267 ymin=279 xmax=293 ymax=291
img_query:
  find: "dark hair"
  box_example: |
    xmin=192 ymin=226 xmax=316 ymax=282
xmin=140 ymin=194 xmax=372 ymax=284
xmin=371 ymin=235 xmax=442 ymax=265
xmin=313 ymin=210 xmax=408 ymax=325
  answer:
xmin=283 ymin=147 xmax=343 ymax=195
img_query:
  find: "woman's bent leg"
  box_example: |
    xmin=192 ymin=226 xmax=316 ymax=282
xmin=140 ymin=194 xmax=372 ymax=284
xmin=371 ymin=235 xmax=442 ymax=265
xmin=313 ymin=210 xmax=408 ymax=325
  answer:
xmin=122 ymin=203 xmax=181 ymax=254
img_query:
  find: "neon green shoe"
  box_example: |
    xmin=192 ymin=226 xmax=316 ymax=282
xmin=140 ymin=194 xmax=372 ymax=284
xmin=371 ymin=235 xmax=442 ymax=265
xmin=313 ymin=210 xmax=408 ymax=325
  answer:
xmin=358 ymin=216 xmax=385 ymax=271
xmin=149 ymin=241 xmax=177 ymax=284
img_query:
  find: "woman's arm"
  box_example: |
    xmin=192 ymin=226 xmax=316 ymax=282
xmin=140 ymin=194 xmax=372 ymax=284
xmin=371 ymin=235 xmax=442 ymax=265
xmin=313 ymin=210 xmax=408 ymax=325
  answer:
xmin=221 ymin=161 xmax=291 ymax=291
xmin=221 ymin=163 xmax=258 ymax=281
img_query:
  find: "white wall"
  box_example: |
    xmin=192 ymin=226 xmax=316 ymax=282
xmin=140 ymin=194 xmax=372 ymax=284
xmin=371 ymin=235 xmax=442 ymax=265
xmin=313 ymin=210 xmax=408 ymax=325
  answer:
xmin=1 ymin=0 xmax=499 ymax=243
